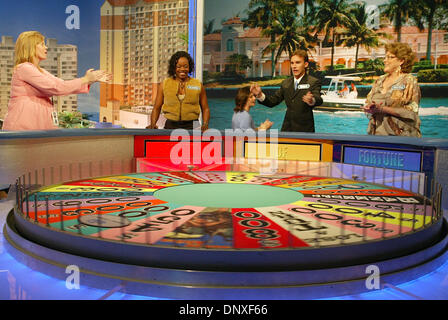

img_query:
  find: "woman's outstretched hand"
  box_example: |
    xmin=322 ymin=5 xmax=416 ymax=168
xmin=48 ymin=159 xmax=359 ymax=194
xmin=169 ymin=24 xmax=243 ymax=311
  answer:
xmin=83 ymin=69 xmax=112 ymax=84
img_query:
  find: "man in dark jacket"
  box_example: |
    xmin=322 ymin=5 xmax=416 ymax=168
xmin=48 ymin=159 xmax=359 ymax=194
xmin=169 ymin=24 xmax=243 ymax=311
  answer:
xmin=251 ymin=49 xmax=323 ymax=132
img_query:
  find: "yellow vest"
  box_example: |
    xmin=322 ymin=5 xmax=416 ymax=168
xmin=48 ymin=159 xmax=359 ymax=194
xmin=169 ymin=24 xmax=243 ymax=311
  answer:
xmin=162 ymin=77 xmax=202 ymax=121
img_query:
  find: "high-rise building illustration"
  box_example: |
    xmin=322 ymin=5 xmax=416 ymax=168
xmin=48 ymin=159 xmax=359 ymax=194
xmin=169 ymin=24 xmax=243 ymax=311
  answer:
xmin=0 ymin=36 xmax=79 ymax=120
xmin=0 ymin=36 xmax=14 ymax=121
xmin=40 ymin=38 xmax=79 ymax=114
xmin=100 ymin=0 xmax=189 ymax=124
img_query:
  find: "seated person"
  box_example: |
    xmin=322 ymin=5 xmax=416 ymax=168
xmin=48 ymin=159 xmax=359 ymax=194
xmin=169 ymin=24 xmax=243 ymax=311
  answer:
xmin=232 ymin=86 xmax=273 ymax=130
xmin=339 ymin=83 xmax=350 ymax=98
xmin=348 ymin=82 xmax=358 ymax=98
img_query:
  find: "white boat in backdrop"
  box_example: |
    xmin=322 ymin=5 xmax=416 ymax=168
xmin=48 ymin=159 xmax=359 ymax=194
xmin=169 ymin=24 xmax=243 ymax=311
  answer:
xmin=317 ymin=75 xmax=367 ymax=112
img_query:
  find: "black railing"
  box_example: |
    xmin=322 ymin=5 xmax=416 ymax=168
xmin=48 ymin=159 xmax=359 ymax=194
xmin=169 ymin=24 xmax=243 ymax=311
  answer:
xmin=12 ymin=158 xmax=444 ymax=249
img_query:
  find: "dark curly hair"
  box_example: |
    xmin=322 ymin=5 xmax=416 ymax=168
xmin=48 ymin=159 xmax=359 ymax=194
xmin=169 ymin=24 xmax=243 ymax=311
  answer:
xmin=168 ymin=51 xmax=195 ymax=78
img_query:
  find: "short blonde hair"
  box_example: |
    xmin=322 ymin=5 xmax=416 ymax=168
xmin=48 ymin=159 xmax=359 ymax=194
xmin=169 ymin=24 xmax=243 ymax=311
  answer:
xmin=14 ymin=31 xmax=45 ymax=70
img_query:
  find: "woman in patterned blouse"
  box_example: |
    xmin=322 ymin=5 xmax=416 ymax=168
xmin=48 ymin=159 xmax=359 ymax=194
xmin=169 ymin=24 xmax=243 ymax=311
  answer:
xmin=362 ymin=42 xmax=421 ymax=137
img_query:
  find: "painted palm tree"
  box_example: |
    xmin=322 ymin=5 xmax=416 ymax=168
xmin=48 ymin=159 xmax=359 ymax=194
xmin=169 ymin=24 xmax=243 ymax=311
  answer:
xmin=434 ymin=5 xmax=448 ymax=31
xmin=379 ymin=0 xmax=415 ymax=42
xmin=297 ymin=0 xmax=315 ymax=17
xmin=204 ymin=19 xmax=215 ymax=35
xmin=411 ymin=0 xmax=448 ymax=61
xmin=338 ymin=3 xmax=387 ymax=71
xmin=262 ymin=9 xmax=316 ymax=72
xmin=244 ymin=0 xmax=297 ymax=77
xmin=226 ymin=53 xmax=253 ymax=74
xmin=313 ymin=0 xmax=352 ymax=70
xmin=178 ymin=33 xmax=188 ymax=45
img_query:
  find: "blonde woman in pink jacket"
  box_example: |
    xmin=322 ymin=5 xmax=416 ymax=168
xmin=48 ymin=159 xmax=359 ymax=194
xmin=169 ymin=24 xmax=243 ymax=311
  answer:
xmin=2 ymin=31 xmax=109 ymax=131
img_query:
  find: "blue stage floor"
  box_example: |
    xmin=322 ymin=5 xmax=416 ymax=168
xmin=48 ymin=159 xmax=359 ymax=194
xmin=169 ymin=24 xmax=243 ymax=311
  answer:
xmin=1 ymin=198 xmax=448 ymax=300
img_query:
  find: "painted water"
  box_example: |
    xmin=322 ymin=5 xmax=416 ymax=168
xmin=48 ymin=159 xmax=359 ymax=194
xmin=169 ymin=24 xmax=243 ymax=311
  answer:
xmin=207 ymin=97 xmax=448 ymax=138
xmin=84 ymin=97 xmax=448 ymax=138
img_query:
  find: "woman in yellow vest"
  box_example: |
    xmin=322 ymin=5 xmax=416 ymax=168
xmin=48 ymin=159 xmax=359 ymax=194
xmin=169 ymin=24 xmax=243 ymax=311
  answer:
xmin=147 ymin=51 xmax=210 ymax=131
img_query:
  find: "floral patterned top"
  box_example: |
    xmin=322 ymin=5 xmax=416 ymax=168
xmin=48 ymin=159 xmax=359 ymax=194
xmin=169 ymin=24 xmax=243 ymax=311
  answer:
xmin=365 ymin=73 xmax=421 ymax=137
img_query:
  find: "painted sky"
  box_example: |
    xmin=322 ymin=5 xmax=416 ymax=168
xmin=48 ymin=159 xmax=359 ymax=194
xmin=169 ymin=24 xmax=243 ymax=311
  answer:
xmin=0 ymin=0 xmax=103 ymax=74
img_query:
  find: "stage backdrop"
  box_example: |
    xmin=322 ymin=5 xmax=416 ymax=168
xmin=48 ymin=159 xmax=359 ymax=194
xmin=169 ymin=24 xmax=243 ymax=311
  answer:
xmin=0 ymin=0 xmax=447 ymax=137
xmin=202 ymin=0 xmax=448 ymax=137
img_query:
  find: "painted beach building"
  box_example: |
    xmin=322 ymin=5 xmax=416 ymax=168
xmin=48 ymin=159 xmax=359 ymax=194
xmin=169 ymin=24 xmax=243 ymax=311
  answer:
xmin=0 ymin=36 xmax=14 ymax=122
xmin=203 ymin=17 xmax=448 ymax=78
xmin=203 ymin=17 xmax=289 ymax=78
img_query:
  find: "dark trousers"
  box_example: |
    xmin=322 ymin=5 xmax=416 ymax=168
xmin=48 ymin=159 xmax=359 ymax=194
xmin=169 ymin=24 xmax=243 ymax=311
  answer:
xmin=164 ymin=119 xmax=196 ymax=130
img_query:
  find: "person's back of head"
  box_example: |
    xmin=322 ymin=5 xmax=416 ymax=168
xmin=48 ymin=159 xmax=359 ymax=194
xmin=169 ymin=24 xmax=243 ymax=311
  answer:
xmin=234 ymin=86 xmax=251 ymax=112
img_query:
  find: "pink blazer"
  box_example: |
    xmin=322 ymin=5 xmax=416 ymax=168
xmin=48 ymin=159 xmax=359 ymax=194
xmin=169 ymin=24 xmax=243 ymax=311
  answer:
xmin=2 ymin=62 xmax=89 ymax=131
